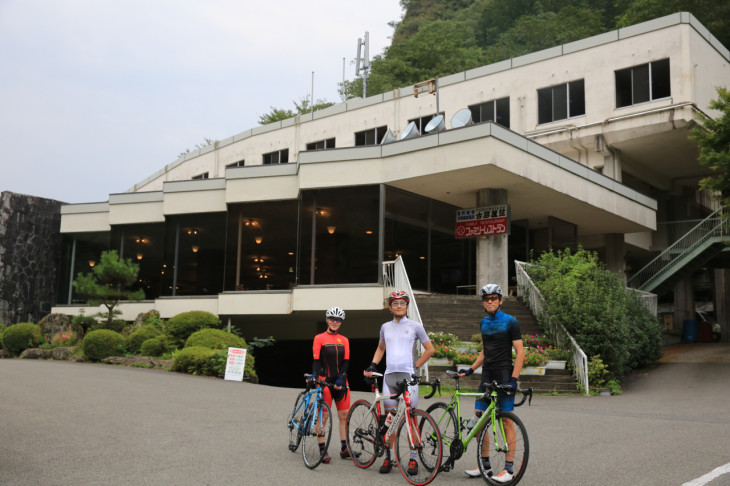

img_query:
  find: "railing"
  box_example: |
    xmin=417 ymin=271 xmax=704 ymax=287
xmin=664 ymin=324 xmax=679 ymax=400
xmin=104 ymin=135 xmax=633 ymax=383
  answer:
xmin=629 ymin=288 xmax=657 ymax=316
xmin=382 ymin=256 xmax=428 ymax=380
xmin=515 ymin=261 xmax=590 ymax=395
xmin=628 ymin=207 xmax=727 ymax=291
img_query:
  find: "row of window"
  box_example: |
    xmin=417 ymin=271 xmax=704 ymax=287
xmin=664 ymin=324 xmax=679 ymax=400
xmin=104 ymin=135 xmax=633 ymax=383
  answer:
xmin=202 ymin=59 xmax=669 ymax=176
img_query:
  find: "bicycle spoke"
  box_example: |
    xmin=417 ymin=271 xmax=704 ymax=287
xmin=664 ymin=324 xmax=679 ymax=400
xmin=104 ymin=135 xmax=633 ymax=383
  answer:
xmin=395 ymin=409 xmax=442 ymax=486
xmin=477 ymin=411 xmax=529 ymax=485
xmin=302 ymin=401 xmax=332 ymax=469
xmin=345 ymin=400 xmax=378 ymax=468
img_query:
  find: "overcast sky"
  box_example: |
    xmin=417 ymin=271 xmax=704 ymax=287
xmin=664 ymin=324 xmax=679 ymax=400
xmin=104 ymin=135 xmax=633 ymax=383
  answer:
xmin=0 ymin=0 xmax=403 ymax=204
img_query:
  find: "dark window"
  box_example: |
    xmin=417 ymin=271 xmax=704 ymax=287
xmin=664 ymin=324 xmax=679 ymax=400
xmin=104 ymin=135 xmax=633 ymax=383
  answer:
xmin=615 ymin=59 xmax=671 ymax=108
xmin=192 ymin=172 xmax=209 ymax=180
xmin=469 ymin=97 xmax=510 ymax=128
xmin=306 ymin=138 xmax=336 ymax=151
xmin=263 ymin=149 xmax=289 ymax=165
xmin=537 ymin=80 xmax=585 ymax=124
xmin=355 ymin=126 xmax=388 ymax=146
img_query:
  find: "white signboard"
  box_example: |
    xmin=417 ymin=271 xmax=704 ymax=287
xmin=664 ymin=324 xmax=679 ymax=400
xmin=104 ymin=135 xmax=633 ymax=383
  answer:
xmin=224 ymin=347 xmax=247 ymax=381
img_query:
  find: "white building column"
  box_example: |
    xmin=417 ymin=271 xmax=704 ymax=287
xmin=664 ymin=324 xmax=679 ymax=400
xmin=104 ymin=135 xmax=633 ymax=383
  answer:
xmin=475 ymin=189 xmax=508 ymax=295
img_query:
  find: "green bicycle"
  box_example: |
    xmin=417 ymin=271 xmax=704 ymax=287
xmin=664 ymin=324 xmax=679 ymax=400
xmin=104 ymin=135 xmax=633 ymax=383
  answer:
xmin=426 ymin=371 xmax=532 ymax=485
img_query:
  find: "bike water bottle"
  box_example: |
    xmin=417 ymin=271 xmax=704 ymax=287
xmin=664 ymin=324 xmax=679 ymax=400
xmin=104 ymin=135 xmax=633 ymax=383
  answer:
xmin=383 ymin=409 xmax=397 ymax=429
xmin=465 ymin=411 xmax=482 ymax=431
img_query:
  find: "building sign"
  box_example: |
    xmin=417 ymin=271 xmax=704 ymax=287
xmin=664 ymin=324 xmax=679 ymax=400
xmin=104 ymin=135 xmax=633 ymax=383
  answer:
xmin=455 ymin=204 xmax=510 ymax=238
xmin=224 ymin=347 xmax=247 ymax=381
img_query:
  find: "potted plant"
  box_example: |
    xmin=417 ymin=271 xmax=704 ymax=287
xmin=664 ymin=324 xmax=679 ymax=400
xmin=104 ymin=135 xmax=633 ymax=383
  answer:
xmin=520 ymin=347 xmax=549 ymax=375
xmin=453 ymin=351 xmax=481 ymax=373
xmin=544 ymin=346 xmax=571 ymax=369
xmin=427 ymin=332 xmax=459 ymax=365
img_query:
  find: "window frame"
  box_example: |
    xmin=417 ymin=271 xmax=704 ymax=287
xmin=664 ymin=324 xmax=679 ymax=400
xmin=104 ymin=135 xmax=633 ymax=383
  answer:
xmin=537 ymin=79 xmax=585 ymax=125
xmin=615 ymin=58 xmax=671 ymax=109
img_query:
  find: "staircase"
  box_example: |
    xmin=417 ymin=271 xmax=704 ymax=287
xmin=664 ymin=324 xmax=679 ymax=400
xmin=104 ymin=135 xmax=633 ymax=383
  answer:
xmin=416 ymin=293 xmax=579 ymax=394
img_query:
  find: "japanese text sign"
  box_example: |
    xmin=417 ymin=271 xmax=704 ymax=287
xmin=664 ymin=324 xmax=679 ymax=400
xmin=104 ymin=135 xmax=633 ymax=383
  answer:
xmin=455 ymin=204 xmax=510 ymax=239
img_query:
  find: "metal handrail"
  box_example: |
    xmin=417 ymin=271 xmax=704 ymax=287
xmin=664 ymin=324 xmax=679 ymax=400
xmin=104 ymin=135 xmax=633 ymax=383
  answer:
xmin=382 ymin=256 xmax=428 ymax=380
xmin=628 ymin=207 xmax=727 ymax=291
xmin=515 ymin=260 xmax=590 ymax=395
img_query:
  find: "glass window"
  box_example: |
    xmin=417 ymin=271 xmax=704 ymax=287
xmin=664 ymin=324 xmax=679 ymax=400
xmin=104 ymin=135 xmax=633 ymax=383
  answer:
xmin=615 ymin=59 xmax=671 ymax=108
xmin=306 ymin=138 xmax=335 ymax=151
xmin=537 ymin=80 xmax=585 ymax=124
xmin=263 ymin=149 xmax=289 ymax=164
xmin=470 ymin=97 xmax=510 ymax=128
xmin=110 ymin=223 xmax=165 ymax=299
xmin=355 ymin=126 xmax=388 ymax=146
xmin=57 ymin=232 xmax=110 ymax=304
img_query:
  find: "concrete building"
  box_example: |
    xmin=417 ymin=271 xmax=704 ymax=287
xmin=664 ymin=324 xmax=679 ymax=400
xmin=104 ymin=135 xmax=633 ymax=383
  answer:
xmin=52 ymin=12 xmax=730 ymax=342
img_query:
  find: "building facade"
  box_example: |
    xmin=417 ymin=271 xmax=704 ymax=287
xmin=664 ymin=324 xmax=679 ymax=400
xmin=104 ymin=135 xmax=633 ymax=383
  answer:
xmin=53 ymin=13 xmax=730 ymax=341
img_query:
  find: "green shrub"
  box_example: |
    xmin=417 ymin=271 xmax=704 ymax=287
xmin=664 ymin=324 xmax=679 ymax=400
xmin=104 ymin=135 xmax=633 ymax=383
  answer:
xmin=528 ymin=248 xmax=662 ymax=380
xmin=139 ymin=335 xmax=173 ymax=357
xmin=165 ymin=311 xmax=221 ymax=346
xmin=127 ymin=325 xmax=162 ymax=354
xmin=185 ymin=328 xmax=245 ymax=350
xmin=2 ymin=322 xmax=46 ymax=356
xmin=71 ymin=312 xmax=98 ymax=335
xmin=172 ymin=346 xmax=223 ymax=376
xmin=91 ymin=319 xmax=127 ymax=334
xmin=83 ymin=329 xmax=126 ymax=361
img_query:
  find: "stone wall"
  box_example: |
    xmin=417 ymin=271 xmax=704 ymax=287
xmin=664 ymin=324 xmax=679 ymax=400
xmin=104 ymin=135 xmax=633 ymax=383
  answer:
xmin=0 ymin=191 xmax=63 ymax=324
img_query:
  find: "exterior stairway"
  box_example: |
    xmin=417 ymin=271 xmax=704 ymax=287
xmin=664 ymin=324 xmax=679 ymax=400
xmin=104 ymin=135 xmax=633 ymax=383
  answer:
xmin=416 ymin=293 xmax=580 ymax=394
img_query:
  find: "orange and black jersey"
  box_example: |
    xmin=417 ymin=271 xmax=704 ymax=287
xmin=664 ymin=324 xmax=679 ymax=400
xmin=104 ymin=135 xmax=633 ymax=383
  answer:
xmin=312 ymin=331 xmax=350 ymax=380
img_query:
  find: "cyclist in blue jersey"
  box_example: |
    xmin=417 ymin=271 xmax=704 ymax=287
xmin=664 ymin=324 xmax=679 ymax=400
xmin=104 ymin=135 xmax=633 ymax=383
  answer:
xmin=364 ymin=290 xmax=435 ymax=475
xmin=458 ymin=284 xmax=524 ymax=483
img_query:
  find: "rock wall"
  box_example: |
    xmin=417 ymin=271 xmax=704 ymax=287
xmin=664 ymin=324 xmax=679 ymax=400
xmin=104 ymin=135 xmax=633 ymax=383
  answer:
xmin=0 ymin=191 xmax=63 ymax=324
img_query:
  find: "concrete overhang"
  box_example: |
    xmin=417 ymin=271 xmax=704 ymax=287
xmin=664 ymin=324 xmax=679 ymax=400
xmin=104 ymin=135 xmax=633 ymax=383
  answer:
xmin=299 ymin=123 xmax=657 ymax=236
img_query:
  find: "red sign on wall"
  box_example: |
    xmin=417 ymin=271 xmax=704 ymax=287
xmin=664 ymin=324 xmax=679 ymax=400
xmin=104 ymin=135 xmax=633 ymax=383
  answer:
xmin=455 ymin=205 xmax=510 ymax=239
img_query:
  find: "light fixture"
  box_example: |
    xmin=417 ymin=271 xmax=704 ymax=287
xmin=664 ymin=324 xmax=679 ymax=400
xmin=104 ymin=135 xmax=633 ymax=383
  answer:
xmin=327 ymin=225 xmax=336 ymax=234
xmin=288 ymin=251 xmax=294 ymax=256
xmin=192 ymin=245 xmax=199 ymax=253
xmin=136 ymin=253 xmax=143 ymax=260
xmin=88 ymin=260 xmax=96 ymax=267
xmin=365 ymin=230 xmax=373 ymax=235
xmin=255 ymin=236 xmax=263 ymax=244
xmin=289 ymin=267 xmax=294 ymax=273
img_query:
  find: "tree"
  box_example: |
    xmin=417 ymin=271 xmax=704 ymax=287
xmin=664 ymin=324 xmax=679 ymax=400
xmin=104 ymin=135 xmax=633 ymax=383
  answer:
xmin=691 ymin=87 xmax=730 ymax=212
xmin=258 ymin=97 xmax=335 ymax=125
xmin=73 ymin=250 xmax=145 ymax=328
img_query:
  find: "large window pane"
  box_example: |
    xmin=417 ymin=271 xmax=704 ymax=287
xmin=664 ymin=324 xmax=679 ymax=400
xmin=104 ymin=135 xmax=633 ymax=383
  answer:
xmin=569 ymin=80 xmax=585 ymax=117
xmin=652 ymin=59 xmax=671 ymax=99
xmin=632 ymin=63 xmax=650 ymax=104
xmin=57 ymin=232 xmax=110 ymax=304
xmin=111 ymin=223 xmax=165 ymax=299
xmin=553 ymin=84 xmax=568 ymax=120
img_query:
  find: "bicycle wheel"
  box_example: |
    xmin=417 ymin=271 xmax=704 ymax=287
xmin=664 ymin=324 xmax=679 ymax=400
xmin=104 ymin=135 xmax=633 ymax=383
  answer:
xmin=476 ymin=411 xmax=529 ymax=485
xmin=425 ymin=401 xmax=460 ymax=469
xmin=394 ymin=409 xmax=443 ymax=486
xmin=287 ymin=393 xmax=306 ymax=452
xmin=302 ymin=400 xmax=333 ymax=469
xmin=345 ymin=399 xmax=378 ymax=468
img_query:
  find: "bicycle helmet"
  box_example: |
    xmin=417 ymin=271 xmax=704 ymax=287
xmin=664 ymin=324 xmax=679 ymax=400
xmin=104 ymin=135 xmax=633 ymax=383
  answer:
xmin=479 ymin=284 xmax=503 ymax=299
xmin=325 ymin=306 xmax=346 ymax=320
xmin=387 ymin=290 xmax=410 ymax=304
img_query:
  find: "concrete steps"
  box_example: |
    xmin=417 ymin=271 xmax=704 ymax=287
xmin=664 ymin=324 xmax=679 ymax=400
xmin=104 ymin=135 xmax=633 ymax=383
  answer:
xmin=425 ymin=365 xmax=579 ymax=394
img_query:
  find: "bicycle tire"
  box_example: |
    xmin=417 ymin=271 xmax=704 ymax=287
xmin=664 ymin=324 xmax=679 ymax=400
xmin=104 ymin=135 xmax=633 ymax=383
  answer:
xmin=425 ymin=401 xmax=460 ymax=467
xmin=302 ymin=400 xmax=333 ymax=469
xmin=394 ymin=408 xmax=443 ymax=486
xmin=345 ymin=399 xmax=379 ymax=468
xmin=476 ymin=410 xmax=529 ymax=485
xmin=287 ymin=393 xmax=306 ymax=452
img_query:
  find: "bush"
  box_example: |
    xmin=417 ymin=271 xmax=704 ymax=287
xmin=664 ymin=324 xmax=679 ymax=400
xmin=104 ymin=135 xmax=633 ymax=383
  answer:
xmin=140 ymin=335 xmax=173 ymax=357
xmin=172 ymin=346 xmax=225 ymax=376
xmin=2 ymin=322 xmax=46 ymax=356
xmin=127 ymin=325 xmax=162 ymax=354
xmin=185 ymin=328 xmax=246 ymax=350
xmin=165 ymin=311 xmax=221 ymax=346
xmin=528 ymin=248 xmax=662 ymax=380
xmin=83 ymin=329 xmax=126 ymax=361
xmin=49 ymin=327 xmax=80 ymax=348
xmin=71 ymin=312 xmax=98 ymax=335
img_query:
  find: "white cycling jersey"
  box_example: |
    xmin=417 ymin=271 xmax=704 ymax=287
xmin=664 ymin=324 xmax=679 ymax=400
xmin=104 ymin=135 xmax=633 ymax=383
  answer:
xmin=379 ymin=316 xmax=430 ymax=375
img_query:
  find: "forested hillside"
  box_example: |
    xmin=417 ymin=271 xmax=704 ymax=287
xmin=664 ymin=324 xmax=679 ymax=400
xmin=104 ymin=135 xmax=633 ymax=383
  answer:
xmin=339 ymin=0 xmax=730 ymax=99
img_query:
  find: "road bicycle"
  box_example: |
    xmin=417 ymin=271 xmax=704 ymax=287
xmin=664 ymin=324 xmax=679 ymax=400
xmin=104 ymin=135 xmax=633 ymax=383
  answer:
xmin=345 ymin=372 xmax=443 ymax=486
xmin=286 ymin=373 xmax=333 ymax=469
xmin=426 ymin=370 xmax=532 ymax=485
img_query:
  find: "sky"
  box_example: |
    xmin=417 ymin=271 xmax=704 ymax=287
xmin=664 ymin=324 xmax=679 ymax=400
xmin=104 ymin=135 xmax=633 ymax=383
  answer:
xmin=0 ymin=0 xmax=404 ymax=204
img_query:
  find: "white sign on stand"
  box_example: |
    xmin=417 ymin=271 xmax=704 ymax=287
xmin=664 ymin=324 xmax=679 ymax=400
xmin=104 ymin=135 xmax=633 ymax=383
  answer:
xmin=224 ymin=347 xmax=247 ymax=381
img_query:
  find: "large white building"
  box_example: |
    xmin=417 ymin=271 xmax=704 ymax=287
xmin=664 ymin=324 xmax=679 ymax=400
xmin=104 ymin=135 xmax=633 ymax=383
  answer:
xmin=54 ymin=12 xmax=729 ymax=342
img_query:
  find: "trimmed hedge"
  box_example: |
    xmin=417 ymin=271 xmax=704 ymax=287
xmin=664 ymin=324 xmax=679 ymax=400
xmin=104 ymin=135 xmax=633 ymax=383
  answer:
xmin=165 ymin=311 xmax=221 ymax=346
xmin=185 ymin=328 xmax=245 ymax=350
xmin=127 ymin=325 xmax=162 ymax=354
xmin=139 ymin=335 xmax=173 ymax=357
xmin=83 ymin=329 xmax=126 ymax=361
xmin=2 ymin=322 xmax=45 ymax=356
xmin=172 ymin=346 xmax=225 ymax=376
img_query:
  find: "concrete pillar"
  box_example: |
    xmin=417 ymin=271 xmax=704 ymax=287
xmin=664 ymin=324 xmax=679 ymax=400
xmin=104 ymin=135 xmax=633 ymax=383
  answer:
xmin=604 ymin=233 xmax=625 ymax=280
xmin=673 ymin=277 xmax=695 ymax=335
xmin=714 ymin=269 xmax=729 ymax=342
xmin=475 ymin=189 xmax=508 ymax=296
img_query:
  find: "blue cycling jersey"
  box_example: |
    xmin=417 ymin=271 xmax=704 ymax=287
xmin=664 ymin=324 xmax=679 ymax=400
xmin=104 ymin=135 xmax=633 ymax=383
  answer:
xmin=480 ymin=309 xmax=521 ymax=370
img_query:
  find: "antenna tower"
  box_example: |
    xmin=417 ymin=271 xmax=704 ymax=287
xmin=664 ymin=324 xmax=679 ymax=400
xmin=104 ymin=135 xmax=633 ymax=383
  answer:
xmin=355 ymin=32 xmax=370 ymax=98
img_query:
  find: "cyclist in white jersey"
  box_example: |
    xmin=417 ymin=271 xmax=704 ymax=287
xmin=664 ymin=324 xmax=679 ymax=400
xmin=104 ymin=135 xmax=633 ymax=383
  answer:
xmin=364 ymin=290 xmax=435 ymax=475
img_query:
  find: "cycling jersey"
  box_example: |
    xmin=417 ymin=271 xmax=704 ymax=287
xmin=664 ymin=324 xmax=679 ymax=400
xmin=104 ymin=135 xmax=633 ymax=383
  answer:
xmin=312 ymin=331 xmax=350 ymax=379
xmin=379 ymin=316 xmax=430 ymax=375
xmin=480 ymin=309 xmax=521 ymax=371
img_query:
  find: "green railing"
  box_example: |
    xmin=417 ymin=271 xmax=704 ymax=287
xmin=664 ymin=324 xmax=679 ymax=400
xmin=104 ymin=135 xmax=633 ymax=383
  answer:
xmin=628 ymin=207 xmax=727 ymax=291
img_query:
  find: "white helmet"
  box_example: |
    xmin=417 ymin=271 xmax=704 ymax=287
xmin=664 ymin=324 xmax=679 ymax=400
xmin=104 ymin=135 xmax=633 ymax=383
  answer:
xmin=480 ymin=284 xmax=503 ymax=299
xmin=325 ymin=306 xmax=346 ymax=320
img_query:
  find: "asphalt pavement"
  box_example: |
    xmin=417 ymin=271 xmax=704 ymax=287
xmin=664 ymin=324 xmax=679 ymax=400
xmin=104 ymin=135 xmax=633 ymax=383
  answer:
xmin=1 ymin=343 xmax=730 ymax=486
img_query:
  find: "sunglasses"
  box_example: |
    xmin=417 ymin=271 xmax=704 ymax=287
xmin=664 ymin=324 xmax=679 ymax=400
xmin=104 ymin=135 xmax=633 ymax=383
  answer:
xmin=483 ymin=295 xmax=500 ymax=302
xmin=327 ymin=317 xmax=343 ymax=323
xmin=390 ymin=301 xmax=408 ymax=307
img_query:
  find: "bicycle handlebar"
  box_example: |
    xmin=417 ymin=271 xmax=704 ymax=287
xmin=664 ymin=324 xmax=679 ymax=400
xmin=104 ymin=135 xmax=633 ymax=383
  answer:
xmin=422 ymin=377 xmax=441 ymax=399
xmin=444 ymin=373 xmax=533 ymax=406
xmin=303 ymin=373 xmax=333 ymax=389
